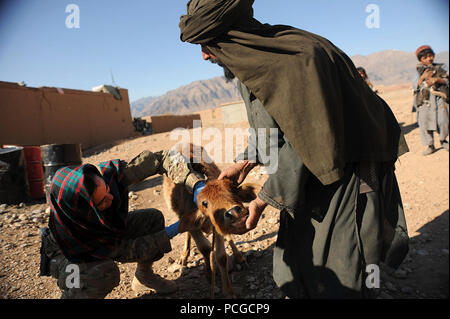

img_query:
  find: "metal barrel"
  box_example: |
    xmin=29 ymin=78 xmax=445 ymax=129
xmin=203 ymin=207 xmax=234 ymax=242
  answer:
xmin=0 ymin=146 xmax=29 ymax=204
xmin=41 ymin=144 xmax=82 ymax=201
xmin=23 ymin=146 xmax=46 ymax=199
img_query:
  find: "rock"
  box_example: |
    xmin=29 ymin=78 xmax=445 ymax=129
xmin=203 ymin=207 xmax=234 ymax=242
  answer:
xmin=168 ymin=263 xmax=180 ymax=273
xmin=267 ymin=217 xmax=279 ymax=224
xmin=4 ymin=243 xmax=16 ymax=250
xmin=167 ymin=256 xmax=176 ymax=264
xmin=31 ymin=209 xmax=43 ymax=216
xmin=0 ymin=204 xmax=7 ymax=214
xmin=131 ymin=195 xmax=138 ymax=200
xmin=45 ymin=207 xmax=51 ymax=215
xmin=128 ymin=191 xmax=135 ymax=198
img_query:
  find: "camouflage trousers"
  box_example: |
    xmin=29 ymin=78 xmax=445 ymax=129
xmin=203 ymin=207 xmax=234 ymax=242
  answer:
xmin=43 ymin=209 xmax=171 ymax=299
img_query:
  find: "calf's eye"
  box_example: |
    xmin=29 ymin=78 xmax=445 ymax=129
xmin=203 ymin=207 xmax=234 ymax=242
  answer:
xmin=202 ymin=200 xmax=208 ymax=208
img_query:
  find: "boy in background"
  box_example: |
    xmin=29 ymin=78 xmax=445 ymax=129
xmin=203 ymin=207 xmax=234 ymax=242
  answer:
xmin=413 ymin=45 xmax=449 ymax=155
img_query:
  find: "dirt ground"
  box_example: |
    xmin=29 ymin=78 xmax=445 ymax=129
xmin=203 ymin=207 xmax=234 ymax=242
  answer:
xmin=0 ymin=84 xmax=448 ymax=299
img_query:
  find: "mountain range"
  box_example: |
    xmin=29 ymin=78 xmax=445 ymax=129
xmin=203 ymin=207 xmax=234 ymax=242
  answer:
xmin=131 ymin=50 xmax=449 ymax=117
xmin=132 ymin=77 xmax=241 ymax=117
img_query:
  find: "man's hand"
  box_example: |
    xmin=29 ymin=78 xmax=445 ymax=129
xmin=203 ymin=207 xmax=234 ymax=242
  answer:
xmin=218 ymin=160 xmax=257 ymax=185
xmin=246 ymin=197 xmax=267 ymax=231
xmin=226 ymin=197 xmax=267 ymax=235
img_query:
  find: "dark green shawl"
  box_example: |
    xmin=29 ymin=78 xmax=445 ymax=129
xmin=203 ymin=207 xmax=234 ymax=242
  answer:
xmin=180 ymin=0 xmax=408 ymax=185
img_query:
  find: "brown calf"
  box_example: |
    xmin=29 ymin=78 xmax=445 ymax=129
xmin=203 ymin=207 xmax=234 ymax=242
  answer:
xmin=162 ymin=144 xmax=259 ymax=298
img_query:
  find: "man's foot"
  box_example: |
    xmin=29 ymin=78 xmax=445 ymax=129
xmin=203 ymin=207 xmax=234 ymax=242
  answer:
xmin=422 ymin=145 xmax=436 ymax=156
xmin=132 ymin=264 xmax=178 ymax=294
xmin=440 ymin=140 xmax=449 ymax=151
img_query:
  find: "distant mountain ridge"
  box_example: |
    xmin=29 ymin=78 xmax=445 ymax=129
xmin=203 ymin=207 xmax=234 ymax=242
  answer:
xmin=352 ymin=50 xmax=448 ymax=85
xmin=132 ymin=77 xmax=241 ymax=117
xmin=131 ymin=50 xmax=449 ymax=117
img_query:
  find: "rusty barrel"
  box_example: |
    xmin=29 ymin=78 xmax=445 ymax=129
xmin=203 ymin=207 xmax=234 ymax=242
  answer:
xmin=0 ymin=146 xmax=29 ymax=204
xmin=23 ymin=146 xmax=45 ymax=199
xmin=41 ymin=144 xmax=82 ymax=201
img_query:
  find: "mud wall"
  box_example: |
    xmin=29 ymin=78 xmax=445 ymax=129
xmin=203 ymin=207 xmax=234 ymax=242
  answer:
xmin=0 ymin=81 xmax=135 ymax=149
xmin=150 ymin=114 xmax=202 ymax=133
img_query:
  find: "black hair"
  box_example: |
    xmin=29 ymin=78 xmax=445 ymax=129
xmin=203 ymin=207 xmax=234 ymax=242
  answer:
xmin=83 ymin=165 xmax=103 ymax=197
xmin=417 ymin=48 xmax=435 ymax=61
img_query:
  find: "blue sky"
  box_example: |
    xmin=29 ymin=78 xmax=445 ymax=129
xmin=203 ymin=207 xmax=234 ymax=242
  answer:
xmin=0 ymin=0 xmax=448 ymax=102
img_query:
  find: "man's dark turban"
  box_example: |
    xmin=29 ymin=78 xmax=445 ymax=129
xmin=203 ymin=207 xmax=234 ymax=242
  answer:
xmin=180 ymin=0 xmax=254 ymax=44
xmin=180 ymin=0 xmax=408 ymax=185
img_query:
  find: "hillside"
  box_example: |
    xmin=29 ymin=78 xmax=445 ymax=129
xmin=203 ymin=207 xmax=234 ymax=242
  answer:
xmin=131 ymin=50 xmax=449 ymax=117
xmin=132 ymin=77 xmax=241 ymax=117
xmin=352 ymin=50 xmax=449 ymax=85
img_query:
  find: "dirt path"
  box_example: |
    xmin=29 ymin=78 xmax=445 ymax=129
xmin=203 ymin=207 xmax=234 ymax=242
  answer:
xmin=0 ymin=84 xmax=448 ymax=299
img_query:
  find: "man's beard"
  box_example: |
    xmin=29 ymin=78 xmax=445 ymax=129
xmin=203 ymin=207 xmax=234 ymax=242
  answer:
xmin=209 ymin=58 xmax=235 ymax=82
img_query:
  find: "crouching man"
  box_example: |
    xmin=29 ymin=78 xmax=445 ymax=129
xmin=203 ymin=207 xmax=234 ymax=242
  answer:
xmin=39 ymin=149 xmax=205 ymax=298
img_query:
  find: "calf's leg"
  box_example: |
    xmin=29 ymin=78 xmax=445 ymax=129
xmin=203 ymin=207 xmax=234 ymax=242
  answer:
xmin=180 ymin=232 xmax=191 ymax=266
xmin=190 ymin=230 xmax=213 ymax=283
xmin=225 ymin=235 xmax=247 ymax=267
xmin=215 ymin=234 xmax=235 ymax=298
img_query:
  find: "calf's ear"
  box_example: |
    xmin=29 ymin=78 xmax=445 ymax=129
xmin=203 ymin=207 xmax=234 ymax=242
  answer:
xmin=236 ymin=183 xmax=261 ymax=203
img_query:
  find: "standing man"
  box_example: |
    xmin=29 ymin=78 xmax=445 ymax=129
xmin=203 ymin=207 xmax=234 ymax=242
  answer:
xmin=180 ymin=0 xmax=410 ymax=298
xmin=413 ymin=45 xmax=449 ymax=155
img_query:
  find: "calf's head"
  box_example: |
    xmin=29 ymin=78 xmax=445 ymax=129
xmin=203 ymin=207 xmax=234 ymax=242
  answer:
xmin=196 ymin=179 xmax=259 ymax=235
